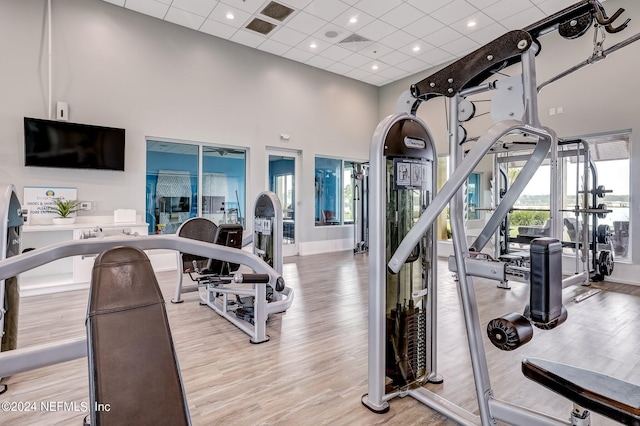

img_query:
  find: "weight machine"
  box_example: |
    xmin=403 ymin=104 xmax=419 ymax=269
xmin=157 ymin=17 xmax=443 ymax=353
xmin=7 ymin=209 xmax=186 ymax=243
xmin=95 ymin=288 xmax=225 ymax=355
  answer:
xmin=362 ymin=1 xmax=640 ymax=424
xmin=352 ymin=163 xmax=369 ymax=254
xmin=487 ymin=137 xmax=614 ymax=293
xmin=171 ymin=191 xmax=293 ymax=343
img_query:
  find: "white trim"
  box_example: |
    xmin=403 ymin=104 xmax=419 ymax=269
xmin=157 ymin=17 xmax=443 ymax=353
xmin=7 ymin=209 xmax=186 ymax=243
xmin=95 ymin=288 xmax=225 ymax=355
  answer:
xmin=299 ymin=238 xmax=353 ymax=256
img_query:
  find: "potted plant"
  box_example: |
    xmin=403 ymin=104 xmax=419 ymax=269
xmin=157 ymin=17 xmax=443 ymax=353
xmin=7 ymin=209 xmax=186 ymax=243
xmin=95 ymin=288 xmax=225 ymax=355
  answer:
xmin=48 ymin=198 xmax=81 ymax=225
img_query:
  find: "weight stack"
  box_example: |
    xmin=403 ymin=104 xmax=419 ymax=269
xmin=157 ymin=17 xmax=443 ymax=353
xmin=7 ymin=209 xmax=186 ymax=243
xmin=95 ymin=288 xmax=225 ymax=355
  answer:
xmin=529 ymin=238 xmax=563 ymax=324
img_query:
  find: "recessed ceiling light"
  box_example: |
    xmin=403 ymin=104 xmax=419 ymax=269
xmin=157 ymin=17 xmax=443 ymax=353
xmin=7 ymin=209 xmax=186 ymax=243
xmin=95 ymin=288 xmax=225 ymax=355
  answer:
xmin=467 ymin=20 xmax=476 ymax=28
xmin=310 ymin=42 xmax=317 ymax=49
xmin=412 ymin=45 xmax=420 ymax=52
xmin=371 ymin=64 xmax=378 ymax=70
xmin=226 ymin=12 xmax=234 ymax=20
xmin=349 ymin=16 xmax=358 ymax=24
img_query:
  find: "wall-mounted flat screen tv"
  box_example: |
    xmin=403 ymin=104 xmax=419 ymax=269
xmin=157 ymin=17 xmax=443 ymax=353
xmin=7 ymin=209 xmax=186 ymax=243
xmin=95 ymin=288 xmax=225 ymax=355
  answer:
xmin=24 ymin=117 xmax=125 ymax=171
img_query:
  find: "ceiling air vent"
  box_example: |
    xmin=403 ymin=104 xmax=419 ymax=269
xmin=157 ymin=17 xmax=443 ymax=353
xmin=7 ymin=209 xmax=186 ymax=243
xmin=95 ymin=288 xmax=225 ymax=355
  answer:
xmin=261 ymin=1 xmax=295 ymax=22
xmin=340 ymin=33 xmax=370 ymax=44
xmin=339 ymin=33 xmax=372 ymax=52
xmin=246 ymin=18 xmax=277 ymax=35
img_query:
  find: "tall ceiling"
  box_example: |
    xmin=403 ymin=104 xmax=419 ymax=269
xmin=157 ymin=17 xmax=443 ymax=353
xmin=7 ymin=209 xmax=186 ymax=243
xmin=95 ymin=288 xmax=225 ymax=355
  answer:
xmin=101 ymin=0 xmax=582 ymax=86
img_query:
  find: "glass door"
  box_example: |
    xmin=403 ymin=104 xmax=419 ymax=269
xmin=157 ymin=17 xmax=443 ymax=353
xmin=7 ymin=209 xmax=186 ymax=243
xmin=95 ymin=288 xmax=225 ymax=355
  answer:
xmin=267 ymin=150 xmax=298 ymax=256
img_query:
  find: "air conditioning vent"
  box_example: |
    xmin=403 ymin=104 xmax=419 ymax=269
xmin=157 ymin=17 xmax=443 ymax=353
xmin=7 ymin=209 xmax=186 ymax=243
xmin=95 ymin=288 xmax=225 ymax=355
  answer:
xmin=261 ymin=1 xmax=295 ymax=22
xmin=339 ymin=33 xmax=371 ymax=44
xmin=246 ymin=18 xmax=276 ymax=35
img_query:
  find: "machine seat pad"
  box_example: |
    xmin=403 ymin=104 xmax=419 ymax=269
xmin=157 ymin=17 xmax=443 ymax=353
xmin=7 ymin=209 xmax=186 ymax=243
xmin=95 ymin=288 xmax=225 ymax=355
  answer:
xmin=87 ymin=246 xmax=189 ymax=426
xmin=522 ymin=358 xmax=640 ymax=425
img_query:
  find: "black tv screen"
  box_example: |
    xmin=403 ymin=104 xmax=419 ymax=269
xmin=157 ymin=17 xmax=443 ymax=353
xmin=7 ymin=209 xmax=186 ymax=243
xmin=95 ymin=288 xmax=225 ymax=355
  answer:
xmin=24 ymin=117 xmax=125 ymax=171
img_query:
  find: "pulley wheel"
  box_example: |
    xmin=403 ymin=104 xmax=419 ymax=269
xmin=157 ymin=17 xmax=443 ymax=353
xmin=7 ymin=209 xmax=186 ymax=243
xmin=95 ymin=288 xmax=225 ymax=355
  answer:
xmin=458 ymin=125 xmax=467 ymax=145
xmin=458 ymin=99 xmax=476 ymax=122
xmin=594 ymin=185 xmax=607 ymax=198
xmin=597 ymin=224 xmax=610 ymax=244
xmin=487 ymin=312 xmax=533 ymax=351
xmin=597 ymin=203 xmax=608 ymax=219
xmin=533 ymin=305 xmax=568 ymax=330
xmin=598 ymin=250 xmax=614 ymax=276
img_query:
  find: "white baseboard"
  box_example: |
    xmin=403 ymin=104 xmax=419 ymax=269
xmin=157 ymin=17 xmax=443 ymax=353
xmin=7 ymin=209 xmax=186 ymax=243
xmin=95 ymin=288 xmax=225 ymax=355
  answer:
xmin=299 ymin=238 xmax=353 ymax=256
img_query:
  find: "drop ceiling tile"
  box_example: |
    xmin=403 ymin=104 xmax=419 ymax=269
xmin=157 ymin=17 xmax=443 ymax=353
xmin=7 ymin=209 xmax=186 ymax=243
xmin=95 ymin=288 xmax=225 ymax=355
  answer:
xmin=313 ymin=23 xmax=350 ymax=44
xmin=404 ymin=14 xmax=445 ymax=38
xmin=340 ymin=52 xmax=372 ymax=67
xmin=269 ymin=25 xmax=308 ymax=46
xmin=303 ymin=0 xmax=350 ymax=22
xmin=358 ymin=43 xmax=393 ymax=60
xmin=333 ymin=7 xmax=376 ymax=32
xmin=379 ymin=3 xmax=424 ymax=28
xmin=416 ymin=47 xmax=454 ymax=66
xmin=286 ymin=11 xmax=327 ymax=35
xmin=536 ymin=0 xmax=580 ymax=14
xmin=200 ymin=18 xmax=238 ymax=38
xmin=258 ymin=38 xmax=292 ymax=55
xmin=319 ymin=45 xmax=353 ymax=61
xmin=325 ymin=61 xmax=354 ymax=75
xmin=401 ymin=40 xmax=436 ymax=56
xmin=378 ymin=30 xmax=416 ymax=50
xmin=165 ymin=7 xmax=207 ymax=29
xmin=230 ymin=28 xmax=267 ymax=47
xmin=472 ymin=0 xmax=501 ymax=7
xmin=362 ymin=73 xmax=390 ymax=86
xmin=209 ymin=3 xmax=251 ymax=28
xmin=340 ymin=0 xmax=360 ymax=6
xmin=125 ymin=0 xmax=169 ymax=19
xmin=171 ymin=0 xmax=218 ymax=17
xmin=405 ymin=0 xmax=453 ymax=14
xmin=219 ymin=0 xmax=266 ymax=14
xmin=103 ymin=0 xmax=125 ymax=6
xmin=281 ymin=47 xmax=315 ymax=62
xmin=396 ymin=57 xmax=430 ymax=73
xmin=470 ymin=22 xmax=509 ymax=44
xmin=484 ymin=0 xmax=532 ymax=22
xmin=378 ymin=66 xmax=407 ymax=80
xmin=296 ymin=36 xmax=331 ymax=53
xmin=305 ymin=55 xmax=335 ymax=69
xmin=279 ymin=0 xmax=313 ymax=10
xmin=423 ymin=26 xmax=462 ymax=46
xmin=357 ymin=19 xmax=397 ymax=42
xmin=345 ymin=68 xmax=372 ymax=80
xmin=449 ymin=12 xmax=496 ymax=35
xmin=353 ymin=0 xmax=403 ymax=18
xmin=378 ymin=49 xmax=412 ymax=66
xmin=440 ymin=36 xmax=479 ymax=55
xmin=501 ymin=6 xmax=546 ymax=30
xmin=431 ymin=0 xmax=477 ymax=25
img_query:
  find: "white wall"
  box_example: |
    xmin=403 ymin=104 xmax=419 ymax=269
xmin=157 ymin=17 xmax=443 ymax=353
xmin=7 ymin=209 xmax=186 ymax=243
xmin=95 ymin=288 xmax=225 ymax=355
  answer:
xmin=0 ymin=0 xmax=378 ymax=253
xmin=379 ymin=0 xmax=640 ymax=283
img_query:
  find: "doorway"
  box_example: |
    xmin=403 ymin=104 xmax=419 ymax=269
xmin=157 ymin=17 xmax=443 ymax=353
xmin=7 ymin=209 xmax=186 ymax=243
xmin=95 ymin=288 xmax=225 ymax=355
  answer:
xmin=267 ymin=149 xmax=299 ymax=256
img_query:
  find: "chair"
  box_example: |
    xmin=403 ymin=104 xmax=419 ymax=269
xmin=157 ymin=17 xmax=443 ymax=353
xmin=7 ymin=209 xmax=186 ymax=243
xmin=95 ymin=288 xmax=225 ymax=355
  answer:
xmin=86 ymin=246 xmax=190 ymax=425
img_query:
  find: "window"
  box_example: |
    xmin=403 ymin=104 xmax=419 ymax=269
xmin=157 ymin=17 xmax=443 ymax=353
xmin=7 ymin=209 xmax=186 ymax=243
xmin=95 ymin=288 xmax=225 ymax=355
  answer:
xmin=437 ymin=155 xmax=450 ymax=240
xmin=315 ymin=157 xmax=364 ymax=226
xmin=146 ymin=140 xmax=246 ymax=234
xmin=467 ymin=173 xmax=481 ymax=220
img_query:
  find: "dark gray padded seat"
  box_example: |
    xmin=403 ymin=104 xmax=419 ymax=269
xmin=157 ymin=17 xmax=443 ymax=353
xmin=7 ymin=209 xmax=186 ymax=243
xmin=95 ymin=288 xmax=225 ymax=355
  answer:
xmin=86 ymin=246 xmax=190 ymax=426
xmin=523 ymin=358 xmax=640 ymax=426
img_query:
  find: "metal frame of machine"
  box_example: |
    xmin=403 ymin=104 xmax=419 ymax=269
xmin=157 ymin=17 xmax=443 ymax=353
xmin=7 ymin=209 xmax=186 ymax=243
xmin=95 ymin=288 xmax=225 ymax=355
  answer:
xmin=362 ymin=1 xmax=640 ymax=424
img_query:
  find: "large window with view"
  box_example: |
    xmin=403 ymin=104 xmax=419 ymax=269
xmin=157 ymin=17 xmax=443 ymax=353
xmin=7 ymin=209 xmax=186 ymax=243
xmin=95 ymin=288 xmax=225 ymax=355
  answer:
xmin=315 ymin=157 xmax=365 ymax=226
xmin=146 ymin=140 xmax=246 ymax=235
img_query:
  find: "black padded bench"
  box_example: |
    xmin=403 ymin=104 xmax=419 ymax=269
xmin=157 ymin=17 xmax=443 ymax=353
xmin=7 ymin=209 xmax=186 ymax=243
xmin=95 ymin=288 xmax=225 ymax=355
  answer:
xmin=522 ymin=358 xmax=640 ymax=425
xmin=86 ymin=246 xmax=190 ymax=425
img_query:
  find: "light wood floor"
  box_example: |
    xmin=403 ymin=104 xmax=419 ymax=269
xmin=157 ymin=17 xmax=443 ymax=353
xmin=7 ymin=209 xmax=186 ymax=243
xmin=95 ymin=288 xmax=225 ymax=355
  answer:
xmin=2 ymin=252 xmax=639 ymax=425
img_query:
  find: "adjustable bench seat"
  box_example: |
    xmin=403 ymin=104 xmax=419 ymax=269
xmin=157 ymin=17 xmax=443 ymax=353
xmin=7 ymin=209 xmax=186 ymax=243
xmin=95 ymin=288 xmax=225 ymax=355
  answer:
xmin=522 ymin=358 xmax=640 ymax=425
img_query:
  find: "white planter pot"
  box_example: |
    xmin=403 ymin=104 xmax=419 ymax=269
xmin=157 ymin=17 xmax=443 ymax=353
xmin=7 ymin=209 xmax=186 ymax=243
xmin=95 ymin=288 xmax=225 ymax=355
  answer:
xmin=52 ymin=217 xmax=76 ymax=225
